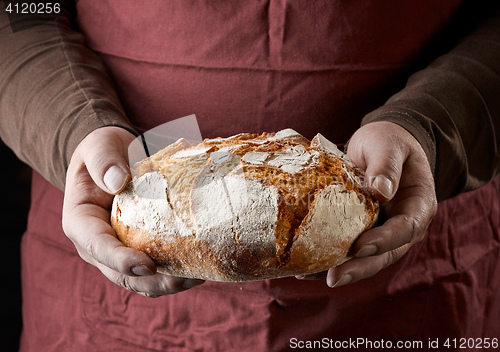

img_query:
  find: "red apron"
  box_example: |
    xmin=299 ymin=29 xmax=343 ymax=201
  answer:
xmin=20 ymin=1 xmax=500 ymax=351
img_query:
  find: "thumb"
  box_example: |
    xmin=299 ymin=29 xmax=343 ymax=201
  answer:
xmin=347 ymin=122 xmax=409 ymax=202
xmin=78 ymin=127 xmax=134 ymax=195
xmin=367 ymin=173 xmax=398 ymax=202
xmin=103 ymin=165 xmax=130 ymax=195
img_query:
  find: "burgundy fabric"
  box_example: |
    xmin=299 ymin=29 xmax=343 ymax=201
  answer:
xmin=75 ymin=0 xmax=461 ymax=143
xmin=21 ymin=173 xmax=500 ymax=351
xmin=20 ymin=1 xmax=500 ymax=351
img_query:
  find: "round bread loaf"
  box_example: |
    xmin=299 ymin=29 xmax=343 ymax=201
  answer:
xmin=111 ymin=129 xmax=378 ymax=282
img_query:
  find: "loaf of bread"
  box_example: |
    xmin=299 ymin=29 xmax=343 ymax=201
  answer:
xmin=111 ymin=129 xmax=378 ymax=282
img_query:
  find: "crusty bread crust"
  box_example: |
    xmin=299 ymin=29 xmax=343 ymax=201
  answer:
xmin=111 ymin=129 xmax=378 ymax=281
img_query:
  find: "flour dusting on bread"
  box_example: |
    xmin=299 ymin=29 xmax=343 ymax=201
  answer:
xmin=111 ymin=129 xmax=378 ymax=281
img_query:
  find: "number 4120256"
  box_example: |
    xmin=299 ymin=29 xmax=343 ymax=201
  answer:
xmin=5 ymin=2 xmax=61 ymax=14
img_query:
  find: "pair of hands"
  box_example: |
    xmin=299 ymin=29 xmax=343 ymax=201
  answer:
xmin=62 ymin=122 xmax=437 ymax=297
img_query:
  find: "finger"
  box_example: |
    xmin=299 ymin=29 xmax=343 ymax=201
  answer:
xmin=327 ymin=243 xmax=412 ymax=288
xmin=80 ymin=127 xmax=134 ymax=195
xmin=64 ymin=203 xmax=157 ymax=277
xmin=347 ymin=122 xmax=410 ymax=201
xmin=360 ymin=146 xmax=404 ymax=202
xmin=295 ymin=271 xmax=327 ymax=280
xmin=97 ymin=264 xmax=205 ymax=297
xmin=298 ymin=199 xmax=429 ymax=281
xmin=354 ymin=210 xmax=423 ymax=258
xmin=352 ymin=216 xmax=413 ymax=258
xmin=354 ymin=183 xmax=437 ymax=258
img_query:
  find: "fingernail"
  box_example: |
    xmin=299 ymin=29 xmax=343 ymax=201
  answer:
xmin=104 ymin=165 xmax=128 ymax=193
xmin=371 ymin=175 xmax=393 ymax=199
xmin=356 ymin=244 xmax=377 ymax=258
xmin=138 ymin=292 xmax=158 ymax=298
xmin=329 ymin=274 xmax=352 ymax=288
xmin=131 ymin=265 xmax=154 ymax=276
xmin=295 ymin=275 xmax=306 ymax=280
xmin=182 ymin=279 xmax=205 ymax=289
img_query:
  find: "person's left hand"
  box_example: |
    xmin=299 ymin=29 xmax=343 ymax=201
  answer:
xmin=297 ymin=121 xmax=438 ymax=287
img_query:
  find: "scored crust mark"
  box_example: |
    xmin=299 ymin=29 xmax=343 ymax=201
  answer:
xmin=239 ymin=146 xmax=374 ymax=269
xmin=111 ymin=129 xmax=379 ymax=282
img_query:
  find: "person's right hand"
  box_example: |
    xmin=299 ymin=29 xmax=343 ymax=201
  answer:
xmin=62 ymin=126 xmax=205 ymax=298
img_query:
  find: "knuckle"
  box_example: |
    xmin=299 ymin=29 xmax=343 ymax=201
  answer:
xmin=103 ymin=268 xmax=159 ymax=297
xmin=384 ymin=244 xmax=410 ymax=269
xmin=146 ymin=280 xmax=177 ymax=297
xmin=111 ymin=250 xmax=133 ymax=275
xmin=429 ymin=197 xmax=438 ymax=217
xmin=75 ymin=247 xmax=93 ymax=265
xmin=117 ymin=275 xmax=140 ymax=293
xmin=61 ymin=214 xmax=78 ymax=242
xmin=382 ymin=250 xmax=397 ymax=269
xmin=402 ymin=215 xmax=425 ymax=244
xmin=61 ymin=220 xmax=70 ymax=238
xmin=139 ymin=292 xmax=160 ymax=299
xmin=84 ymin=239 xmax=97 ymax=259
xmin=86 ymin=238 xmax=133 ymax=275
xmin=381 ymin=250 xmax=398 ymax=271
xmin=127 ymin=276 xmax=182 ymax=297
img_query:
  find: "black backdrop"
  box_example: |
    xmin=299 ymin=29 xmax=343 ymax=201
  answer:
xmin=1 ymin=140 xmax=30 ymax=351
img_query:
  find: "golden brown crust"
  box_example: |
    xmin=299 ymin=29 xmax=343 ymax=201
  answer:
xmin=111 ymin=129 xmax=378 ymax=281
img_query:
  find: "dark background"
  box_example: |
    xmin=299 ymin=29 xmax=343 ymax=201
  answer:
xmin=1 ymin=140 xmax=31 ymax=351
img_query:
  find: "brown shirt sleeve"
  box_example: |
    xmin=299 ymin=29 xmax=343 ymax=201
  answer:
xmin=0 ymin=1 xmax=135 ymax=191
xmin=362 ymin=2 xmax=500 ymax=201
